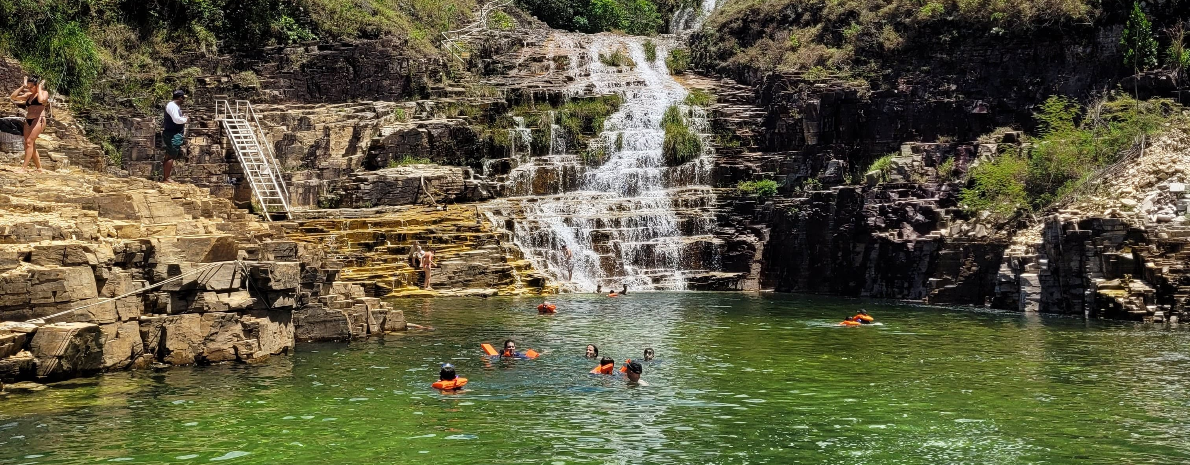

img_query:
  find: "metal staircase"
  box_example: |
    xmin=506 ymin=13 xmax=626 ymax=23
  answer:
xmin=215 ymin=100 xmax=291 ymax=221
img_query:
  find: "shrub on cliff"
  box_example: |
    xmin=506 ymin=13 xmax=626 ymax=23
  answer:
xmin=661 ymin=104 xmax=703 ymax=166
xmin=737 ymin=179 xmax=779 ymax=199
xmin=666 ymin=48 xmax=691 ymax=74
xmin=960 ymin=95 xmax=1180 ymax=220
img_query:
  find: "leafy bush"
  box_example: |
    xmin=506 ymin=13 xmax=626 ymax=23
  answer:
xmin=1121 ymin=1 xmax=1158 ymax=71
xmin=643 ymin=39 xmax=658 ymax=62
xmin=684 ymin=88 xmax=714 ymax=106
xmin=866 ymin=153 xmax=895 ymax=183
xmin=388 ymin=155 xmax=434 ymax=167
xmin=599 ymin=48 xmax=635 ymax=67
xmin=661 ymin=104 xmax=702 ymax=165
xmin=666 ymin=47 xmax=691 ymax=74
xmin=517 ymin=0 xmax=668 ymax=35
xmin=960 ymin=95 xmax=1179 ymax=219
xmin=738 ymin=179 xmax=780 ymax=199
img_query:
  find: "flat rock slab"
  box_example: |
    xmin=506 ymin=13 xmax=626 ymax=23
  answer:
xmin=28 ymin=322 xmax=103 ymax=379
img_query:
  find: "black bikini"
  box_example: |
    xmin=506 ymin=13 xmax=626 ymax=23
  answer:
xmin=25 ymin=94 xmax=43 ymax=127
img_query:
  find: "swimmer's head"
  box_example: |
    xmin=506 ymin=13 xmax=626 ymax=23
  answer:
xmin=859 ymin=309 xmax=869 ymax=315
xmin=439 ymin=363 xmax=457 ymax=381
xmin=585 ymin=344 xmax=598 ymax=358
xmin=600 ymin=356 xmax=614 ymax=366
xmin=503 ymin=339 xmax=515 ymax=351
xmin=625 ymin=361 xmax=643 ymax=381
xmin=643 ymin=348 xmax=654 ymax=361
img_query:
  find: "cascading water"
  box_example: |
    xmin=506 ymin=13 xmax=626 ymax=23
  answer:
xmin=671 ymin=0 xmax=721 ymax=34
xmin=483 ymin=33 xmax=720 ymax=292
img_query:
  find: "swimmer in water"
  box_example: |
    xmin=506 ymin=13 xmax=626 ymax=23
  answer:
xmin=591 ymin=356 xmax=615 ymax=374
xmin=431 ymin=363 xmax=467 ymax=391
xmin=585 ymin=344 xmax=599 ymax=359
xmin=502 ymin=339 xmax=518 ymax=357
xmin=643 ymin=347 xmax=655 ymax=361
xmin=625 ymin=361 xmax=647 ymax=386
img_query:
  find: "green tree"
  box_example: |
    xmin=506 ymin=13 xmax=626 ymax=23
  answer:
xmin=619 ymin=0 xmax=661 ymax=35
xmin=587 ymin=0 xmax=623 ymax=32
xmin=1121 ymin=1 xmax=1158 ymax=72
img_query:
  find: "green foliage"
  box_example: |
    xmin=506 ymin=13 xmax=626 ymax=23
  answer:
xmin=517 ymin=0 xmax=667 ymax=35
xmin=666 ymin=48 xmax=690 ymax=74
xmin=937 ymin=157 xmax=956 ymax=181
xmin=683 ymin=89 xmax=714 ymax=106
xmin=661 ymin=104 xmax=703 ymax=166
xmin=960 ymin=150 xmax=1029 ymax=218
xmin=866 ymin=153 xmax=895 ymax=182
xmin=588 ymin=0 xmax=625 ymax=32
xmin=737 ymin=179 xmax=780 ymax=199
xmin=619 ymin=0 xmax=662 ymax=35
xmin=557 ymin=94 xmax=624 ymax=141
xmin=643 ymin=39 xmax=658 ymax=62
xmin=1120 ymin=1 xmax=1158 ymax=71
xmin=388 ymin=155 xmax=434 ymax=168
xmin=697 ymin=0 xmax=1095 ymax=78
xmin=599 ymin=48 xmax=635 ymax=67
xmin=960 ymin=95 xmax=1180 ymax=219
xmin=487 ymin=11 xmax=515 ymax=30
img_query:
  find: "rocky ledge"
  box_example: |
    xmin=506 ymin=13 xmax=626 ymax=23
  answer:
xmin=0 ymin=166 xmax=407 ymax=385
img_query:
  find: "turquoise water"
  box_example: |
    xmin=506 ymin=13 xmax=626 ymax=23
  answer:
xmin=2 ymin=293 xmax=1190 ymax=464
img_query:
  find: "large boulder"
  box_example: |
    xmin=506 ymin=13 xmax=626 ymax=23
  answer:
xmin=0 ymin=321 xmax=38 ymax=359
xmin=292 ymin=303 xmax=351 ymax=342
xmin=240 ymin=310 xmax=294 ymax=361
xmin=28 ymin=322 xmax=103 ymax=379
xmin=0 ymin=350 xmax=36 ymax=382
xmin=249 ymin=262 xmax=301 ymax=291
xmin=159 ymin=314 xmax=204 ymax=365
xmin=199 ymin=312 xmax=246 ymax=363
xmin=382 ymin=309 xmax=407 ymax=332
xmin=100 ymin=321 xmax=143 ymax=370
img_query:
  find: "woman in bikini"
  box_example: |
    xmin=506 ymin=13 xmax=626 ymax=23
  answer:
xmin=9 ymin=76 xmax=48 ymax=172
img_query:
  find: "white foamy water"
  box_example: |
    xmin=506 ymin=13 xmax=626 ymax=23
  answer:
xmin=483 ymin=33 xmax=719 ymax=292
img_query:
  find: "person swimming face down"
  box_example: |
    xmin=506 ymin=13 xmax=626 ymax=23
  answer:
xmin=625 ymin=361 xmax=643 ymax=383
xmin=643 ymin=348 xmax=655 ymax=361
xmin=585 ymin=344 xmax=599 ymax=359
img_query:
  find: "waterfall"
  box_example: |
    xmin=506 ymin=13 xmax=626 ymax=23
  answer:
xmin=483 ymin=33 xmax=719 ymax=292
xmin=671 ymin=0 xmax=720 ymax=34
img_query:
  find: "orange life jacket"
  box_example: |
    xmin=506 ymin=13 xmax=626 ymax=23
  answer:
xmin=853 ymin=314 xmax=874 ymax=322
xmin=481 ymin=343 xmax=498 ymax=356
xmin=607 ymin=293 xmax=618 ymax=297
xmin=839 ymin=320 xmax=861 ymax=326
xmin=590 ymin=363 xmax=614 ymax=375
xmin=537 ymin=304 xmax=557 ymax=313
xmin=432 ymin=377 xmax=468 ymax=390
xmin=619 ymin=359 xmax=632 ymax=373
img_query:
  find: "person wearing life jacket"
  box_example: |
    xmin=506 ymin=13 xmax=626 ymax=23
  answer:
xmin=839 ymin=317 xmax=862 ymax=326
xmin=590 ymin=356 xmax=615 ymax=375
xmin=496 ymin=339 xmax=539 ymax=359
xmin=431 ymin=364 xmax=468 ymax=391
xmin=537 ymin=301 xmax=557 ymax=313
xmin=625 ymin=361 xmax=648 ymax=386
xmin=851 ymin=309 xmax=874 ymax=324
xmin=584 ymin=344 xmax=599 ymax=359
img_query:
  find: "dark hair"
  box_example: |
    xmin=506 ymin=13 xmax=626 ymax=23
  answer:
xmin=600 ymin=356 xmax=613 ymax=366
xmin=172 ymin=89 xmax=186 ymax=99
xmin=586 ymin=344 xmax=598 ymax=357
xmin=439 ymin=366 xmax=457 ymax=381
xmin=643 ymin=348 xmax=654 ymax=358
xmin=626 ymin=361 xmax=643 ymax=374
xmin=27 ymin=76 xmax=39 ymax=84
xmin=503 ymin=339 xmax=515 ymax=349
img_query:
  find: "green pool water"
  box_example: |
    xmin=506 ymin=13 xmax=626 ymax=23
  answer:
xmin=3 ymin=293 xmax=1190 ymax=464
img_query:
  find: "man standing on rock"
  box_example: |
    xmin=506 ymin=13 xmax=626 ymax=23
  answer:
xmin=161 ymin=90 xmax=188 ymax=183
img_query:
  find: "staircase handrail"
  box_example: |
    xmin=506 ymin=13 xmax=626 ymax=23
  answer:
xmin=237 ymin=100 xmax=292 ymax=206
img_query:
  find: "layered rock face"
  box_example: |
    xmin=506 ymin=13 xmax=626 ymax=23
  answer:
xmin=0 ymin=166 xmax=406 ymax=383
xmin=288 ymin=204 xmax=552 ymax=297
